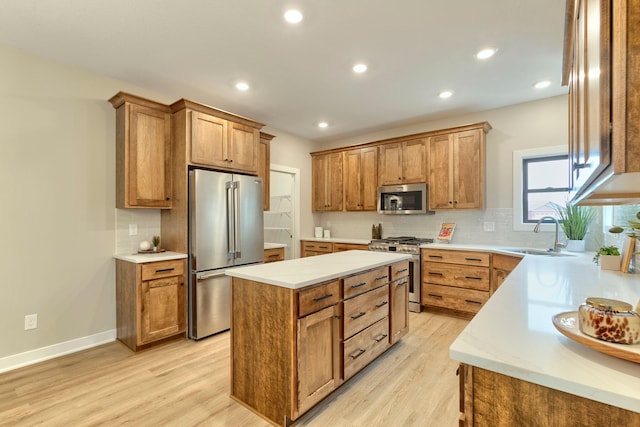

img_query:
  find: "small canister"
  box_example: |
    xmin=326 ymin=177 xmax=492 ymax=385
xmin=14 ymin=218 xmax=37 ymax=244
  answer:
xmin=578 ymin=297 xmax=640 ymax=344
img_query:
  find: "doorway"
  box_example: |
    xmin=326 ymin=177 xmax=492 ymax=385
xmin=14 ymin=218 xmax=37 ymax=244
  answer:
xmin=264 ymin=164 xmax=300 ymax=259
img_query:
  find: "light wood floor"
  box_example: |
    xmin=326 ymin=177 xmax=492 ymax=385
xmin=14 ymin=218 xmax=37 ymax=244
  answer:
xmin=0 ymin=312 xmax=468 ymax=427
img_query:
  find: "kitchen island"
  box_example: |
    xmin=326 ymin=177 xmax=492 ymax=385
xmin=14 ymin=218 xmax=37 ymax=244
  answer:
xmin=226 ymin=250 xmax=411 ymax=426
xmin=448 ymin=249 xmax=640 ymax=425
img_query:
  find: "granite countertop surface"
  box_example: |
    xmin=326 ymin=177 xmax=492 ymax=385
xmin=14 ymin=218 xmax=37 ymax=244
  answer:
xmin=226 ymin=250 xmax=410 ymax=289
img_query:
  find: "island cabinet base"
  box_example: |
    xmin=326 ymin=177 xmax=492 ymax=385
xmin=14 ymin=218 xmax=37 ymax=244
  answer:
xmin=230 ymin=258 xmax=410 ymax=426
xmin=459 ymin=364 xmax=640 ymax=427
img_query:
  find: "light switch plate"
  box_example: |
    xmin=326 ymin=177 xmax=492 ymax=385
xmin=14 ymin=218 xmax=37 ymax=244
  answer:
xmin=129 ymin=224 xmax=138 ymax=236
xmin=24 ymin=314 xmax=38 ymax=330
xmin=484 ymin=221 xmax=495 ymax=232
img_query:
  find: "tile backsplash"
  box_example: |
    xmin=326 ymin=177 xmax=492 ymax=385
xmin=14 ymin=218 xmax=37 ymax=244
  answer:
xmin=115 ymin=209 xmax=161 ymax=254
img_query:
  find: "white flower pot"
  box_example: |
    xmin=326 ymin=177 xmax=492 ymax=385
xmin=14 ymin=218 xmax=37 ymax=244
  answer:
xmin=599 ymin=254 xmax=621 ymax=270
xmin=565 ymin=239 xmax=586 ymax=252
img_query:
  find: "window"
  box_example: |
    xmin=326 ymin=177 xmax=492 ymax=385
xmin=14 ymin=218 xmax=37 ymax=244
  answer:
xmin=512 ymin=146 xmax=568 ymax=231
xmin=522 ymin=155 xmax=569 ymax=223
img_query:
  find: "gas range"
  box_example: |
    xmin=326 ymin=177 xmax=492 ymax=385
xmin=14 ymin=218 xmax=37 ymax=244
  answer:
xmin=368 ymin=236 xmax=434 ymax=255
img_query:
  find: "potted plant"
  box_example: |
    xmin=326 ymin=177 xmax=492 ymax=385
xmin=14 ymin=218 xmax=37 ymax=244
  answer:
xmin=551 ymin=202 xmax=596 ymax=252
xmin=592 ymin=245 xmax=621 ymax=270
xmin=152 ymin=235 xmax=160 ymax=252
xmin=608 ymin=210 xmax=640 ymax=272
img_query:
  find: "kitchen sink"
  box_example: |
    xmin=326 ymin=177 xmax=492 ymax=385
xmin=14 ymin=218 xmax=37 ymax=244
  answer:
xmin=498 ymin=248 xmax=575 ymax=257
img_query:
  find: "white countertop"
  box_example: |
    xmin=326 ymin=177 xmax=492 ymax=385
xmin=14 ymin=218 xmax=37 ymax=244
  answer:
xmin=113 ymin=251 xmax=187 ymax=263
xmin=264 ymin=242 xmax=287 ymax=249
xmin=301 ymin=237 xmax=371 ymax=245
xmin=226 ymin=250 xmax=411 ymax=289
xmin=448 ymin=249 xmax=640 ymax=412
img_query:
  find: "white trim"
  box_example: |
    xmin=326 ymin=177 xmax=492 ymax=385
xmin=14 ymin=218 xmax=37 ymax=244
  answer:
xmin=0 ymin=329 xmax=116 ymax=374
xmin=512 ymin=145 xmax=567 ymax=232
xmin=270 ymin=163 xmax=301 ymax=259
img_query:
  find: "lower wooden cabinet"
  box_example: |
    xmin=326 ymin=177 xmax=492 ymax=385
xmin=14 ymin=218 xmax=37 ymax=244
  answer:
xmin=115 ymin=258 xmax=187 ymax=351
xmin=301 ymin=240 xmax=369 ymax=257
xmin=264 ymin=247 xmax=285 ymax=263
xmin=490 ymin=253 xmax=522 ymax=293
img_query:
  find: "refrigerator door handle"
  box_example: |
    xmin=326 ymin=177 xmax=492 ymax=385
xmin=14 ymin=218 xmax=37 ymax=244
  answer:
xmin=233 ymin=181 xmax=241 ymax=259
xmin=226 ymin=181 xmax=236 ymax=257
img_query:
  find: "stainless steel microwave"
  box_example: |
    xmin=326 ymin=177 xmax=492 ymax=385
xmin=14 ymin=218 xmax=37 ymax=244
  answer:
xmin=377 ymin=183 xmax=434 ymax=215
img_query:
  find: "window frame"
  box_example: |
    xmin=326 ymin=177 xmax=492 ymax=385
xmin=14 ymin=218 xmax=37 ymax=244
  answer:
xmin=522 ymin=154 xmax=570 ymax=224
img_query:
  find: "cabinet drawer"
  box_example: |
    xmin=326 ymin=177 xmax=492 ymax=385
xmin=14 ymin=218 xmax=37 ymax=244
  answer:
xmin=343 ymin=285 xmax=389 ymax=339
xmin=422 ymin=262 xmax=489 ymax=291
xmin=333 ymin=243 xmax=369 ymax=252
xmin=301 ymin=241 xmax=333 ymax=253
xmin=343 ymin=317 xmax=389 ymax=380
xmin=422 ymin=283 xmax=489 ymax=314
xmin=492 ymin=253 xmax=522 ymax=271
xmin=298 ymin=280 xmax=341 ymax=318
xmin=141 ymin=259 xmax=185 ymax=281
xmin=421 ymin=249 xmax=490 ymax=267
xmin=264 ymin=247 xmax=284 ymax=263
xmin=343 ymin=266 xmax=389 ymax=299
xmin=390 ymin=260 xmax=410 ymax=280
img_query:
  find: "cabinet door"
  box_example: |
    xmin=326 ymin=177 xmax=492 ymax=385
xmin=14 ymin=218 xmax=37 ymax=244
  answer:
xmin=390 ymin=277 xmax=409 ymax=344
xmin=344 ymin=149 xmax=363 ymax=210
xmin=258 ymin=133 xmax=272 ymax=210
xmin=312 ymin=153 xmax=343 ymax=211
xmin=126 ymin=104 xmax=172 ymax=208
xmin=139 ymin=275 xmax=185 ymax=345
xmin=296 ymin=304 xmax=341 ymax=415
xmin=360 ymin=146 xmax=378 ymax=210
xmin=190 ymin=111 xmax=227 ymax=168
xmin=402 ymin=138 xmax=428 ymax=183
xmin=428 ymin=134 xmax=454 ymax=209
xmin=228 ymin=122 xmax=259 ymax=174
xmin=454 ymin=130 xmax=484 ymax=209
xmin=378 ymin=143 xmax=403 ymax=185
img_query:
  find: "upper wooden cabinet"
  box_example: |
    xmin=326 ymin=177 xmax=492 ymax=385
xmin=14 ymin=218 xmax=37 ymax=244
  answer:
xmin=344 ymin=146 xmax=378 ymax=211
xmin=109 ymin=92 xmax=173 ymax=209
xmin=378 ymin=138 xmax=428 ymax=185
xmin=312 ymin=152 xmax=343 ymax=211
xmin=563 ymin=0 xmax=640 ymax=205
xmin=259 ymin=132 xmax=275 ymax=211
xmin=428 ymin=124 xmax=491 ymax=210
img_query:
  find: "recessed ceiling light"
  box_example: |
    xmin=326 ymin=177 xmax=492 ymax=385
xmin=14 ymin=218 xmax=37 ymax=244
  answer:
xmin=476 ymin=48 xmax=497 ymax=60
xmin=353 ymin=63 xmax=368 ymax=73
xmin=284 ymin=9 xmax=303 ymax=24
xmin=317 ymin=121 xmax=329 ymax=129
xmin=235 ymin=82 xmax=250 ymax=91
xmin=438 ymin=91 xmax=453 ymax=99
xmin=533 ymin=80 xmax=551 ymax=89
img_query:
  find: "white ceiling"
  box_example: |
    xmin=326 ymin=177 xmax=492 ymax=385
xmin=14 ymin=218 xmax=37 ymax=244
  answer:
xmin=0 ymin=0 xmax=568 ymax=142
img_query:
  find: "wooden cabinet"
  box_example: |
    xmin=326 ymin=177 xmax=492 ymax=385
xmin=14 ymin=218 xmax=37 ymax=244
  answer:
xmin=389 ymin=260 xmax=410 ymax=344
xmin=109 ymin=92 xmax=173 ymax=209
xmin=490 ymin=253 xmax=522 ymax=293
xmin=344 ymin=146 xmax=378 ymax=211
xmin=421 ymin=249 xmax=490 ymax=317
xmin=312 ymin=152 xmax=343 ymax=211
xmin=115 ymin=258 xmax=186 ymax=351
xmin=378 ymin=138 xmax=428 ymax=185
xmin=190 ymin=110 xmax=259 ymax=174
xmin=258 ymin=132 xmax=275 ymax=211
xmin=429 ymin=125 xmax=490 ymax=210
xmin=333 ymin=242 xmax=369 ymax=252
xmin=301 ymin=240 xmax=334 ymax=257
xmin=458 ymin=364 xmax=640 ymax=426
xmin=563 ymin=0 xmax=640 ymax=205
xmin=264 ymin=247 xmax=285 ymax=263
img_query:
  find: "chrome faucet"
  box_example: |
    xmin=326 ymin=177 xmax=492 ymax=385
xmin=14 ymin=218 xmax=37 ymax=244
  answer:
xmin=533 ymin=216 xmax=565 ymax=253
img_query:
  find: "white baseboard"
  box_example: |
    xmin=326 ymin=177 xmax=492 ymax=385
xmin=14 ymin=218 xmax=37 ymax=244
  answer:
xmin=0 ymin=329 xmax=117 ymax=374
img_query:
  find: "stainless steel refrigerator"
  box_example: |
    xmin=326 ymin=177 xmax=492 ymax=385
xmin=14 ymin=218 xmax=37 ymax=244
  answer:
xmin=189 ymin=169 xmax=264 ymax=339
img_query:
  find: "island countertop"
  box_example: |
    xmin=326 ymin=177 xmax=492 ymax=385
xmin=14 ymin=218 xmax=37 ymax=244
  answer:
xmin=449 ymin=250 xmax=640 ymax=413
xmin=225 ymin=250 xmax=411 ymax=289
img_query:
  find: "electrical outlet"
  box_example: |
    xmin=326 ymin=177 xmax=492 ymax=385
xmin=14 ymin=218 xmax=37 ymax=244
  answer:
xmin=128 ymin=224 xmax=138 ymax=236
xmin=24 ymin=314 xmax=38 ymax=330
xmin=483 ymin=221 xmax=495 ymax=232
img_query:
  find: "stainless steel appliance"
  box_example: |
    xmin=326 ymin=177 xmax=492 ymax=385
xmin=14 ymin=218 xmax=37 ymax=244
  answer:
xmin=377 ymin=183 xmax=434 ymax=215
xmin=368 ymin=236 xmax=434 ymax=312
xmin=189 ymin=169 xmax=264 ymax=339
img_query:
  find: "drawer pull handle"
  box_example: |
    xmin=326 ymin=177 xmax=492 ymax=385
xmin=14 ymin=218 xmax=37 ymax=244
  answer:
xmin=375 ymin=275 xmax=388 ymax=281
xmin=397 ymin=268 xmax=408 ymax=273
xmin=465 ymin=299 xmax=482 ymax=305
xmin=349 ymin=348 xmax=366 ymax=359
xmin=351 ymin=311 xmax=366 ymax=320
xmin=428 ymin=255 xmax=443 ymax=259
xmin=351 ymin=282 xmax=367 ymax=289
xmin=397 ymin=281 xmax=408 ymax=286
xmin=155 ymin=268 xmax=175 ymax=273
xmin=374 ymin=333 xmax=388 ymax=343
xmin=428 ymin=272 xmax=444 ymax=276
xmin=465 ymin=258 xmax=482 ymax=262
xmin=319 ymin=246 xmax=329 ymax=249
xmin=313 ymin=294 xmax=334 ymax=302
xmin=428 ymin=293 xmax=443 ymax=299
xmin=375 ymin=300 xmax=388 ymax=308
xmin=464 ymin=276 xmax=482 ymax=280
